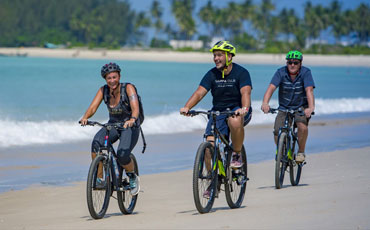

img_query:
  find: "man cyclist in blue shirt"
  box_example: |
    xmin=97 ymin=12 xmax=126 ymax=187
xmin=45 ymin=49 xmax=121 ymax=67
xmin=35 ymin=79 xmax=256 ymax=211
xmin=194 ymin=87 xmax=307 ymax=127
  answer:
xmin=180 ymin=40 xmax=252 ymax=169
xmin=261 ymin=50 xmax=315 ymax=163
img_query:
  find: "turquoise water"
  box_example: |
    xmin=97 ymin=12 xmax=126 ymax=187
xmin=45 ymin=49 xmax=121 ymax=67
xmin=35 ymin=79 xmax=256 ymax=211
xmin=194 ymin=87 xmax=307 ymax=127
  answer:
xmin=0 ymin=56 xmax=370 ymax=192
xmin=1 ymin=56 xmax=370 ymax=122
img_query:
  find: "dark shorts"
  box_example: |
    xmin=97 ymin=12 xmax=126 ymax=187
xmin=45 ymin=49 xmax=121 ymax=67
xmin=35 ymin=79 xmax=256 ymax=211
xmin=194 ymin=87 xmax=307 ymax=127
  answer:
xmin=205 ymin=107 xmax=252 ymax=138
xmin=273 ymin=108 xmax=310 ymax=136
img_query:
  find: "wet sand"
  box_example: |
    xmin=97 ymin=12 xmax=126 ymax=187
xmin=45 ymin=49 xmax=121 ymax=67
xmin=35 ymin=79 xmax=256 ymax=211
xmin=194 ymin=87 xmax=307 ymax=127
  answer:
xmin=0 ymin=146 xmax=369 ymax=229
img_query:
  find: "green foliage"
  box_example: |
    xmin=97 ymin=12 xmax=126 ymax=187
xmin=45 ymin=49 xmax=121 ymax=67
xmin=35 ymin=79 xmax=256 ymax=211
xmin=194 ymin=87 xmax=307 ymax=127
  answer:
xmin=0 ymin=0 xmax=368 ymax=55
xmin=150 ymin=38 xmax=171 ymax=48
xmin=0 ymin=0 xmax=139 ymax=48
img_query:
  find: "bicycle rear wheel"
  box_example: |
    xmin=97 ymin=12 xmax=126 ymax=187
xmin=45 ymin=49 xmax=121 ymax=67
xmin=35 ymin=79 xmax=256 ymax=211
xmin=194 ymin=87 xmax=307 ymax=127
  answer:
xmin=86 ymin=154 xmax=111 ymax=219
xmin=225 ymin=145 xmax=247 ymax=209
xmin=275 ymin=132 xmax=287 ymax=189
xmin=290 ymin=140 xmax=302 ymax=186
xmin=117 ymin=154 xmax=139 ymax=214
xmin=193 ymin=142 xmax=217 ymax=214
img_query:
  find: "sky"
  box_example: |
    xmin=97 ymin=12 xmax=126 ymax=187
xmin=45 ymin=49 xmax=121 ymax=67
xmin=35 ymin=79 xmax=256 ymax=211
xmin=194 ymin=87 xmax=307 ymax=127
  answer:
xmin=128 ymin=0 xmax=368 ymax=44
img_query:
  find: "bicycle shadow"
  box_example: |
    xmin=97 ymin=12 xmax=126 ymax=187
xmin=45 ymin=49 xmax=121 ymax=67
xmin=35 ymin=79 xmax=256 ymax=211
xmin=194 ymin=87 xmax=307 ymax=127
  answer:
xmin=178 ymin=205 xmax=247 ymax=216
xmin=257 ymin=183 xmax=309 ymax=190
xmin=82 ymin=211 xmax=139 ymax=221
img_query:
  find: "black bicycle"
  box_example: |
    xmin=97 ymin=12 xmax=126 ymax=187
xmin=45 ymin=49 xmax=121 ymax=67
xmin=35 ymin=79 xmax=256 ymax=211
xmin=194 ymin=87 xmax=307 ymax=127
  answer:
xmin=188 ymin=110 xmax=248 ymax=214
xmin=81 ymin=121 xmax=139 ymax=219
xmin=269 ymin=108 xmax=313 ymax=189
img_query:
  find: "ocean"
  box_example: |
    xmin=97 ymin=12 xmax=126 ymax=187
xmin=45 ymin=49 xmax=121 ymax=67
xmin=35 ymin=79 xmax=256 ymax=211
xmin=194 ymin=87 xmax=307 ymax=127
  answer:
xmin=1 ymin=56 xmax=370 ymax=192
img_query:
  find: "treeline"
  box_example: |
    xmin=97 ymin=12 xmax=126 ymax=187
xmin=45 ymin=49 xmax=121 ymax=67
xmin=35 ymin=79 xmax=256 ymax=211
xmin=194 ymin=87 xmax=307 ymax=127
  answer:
xmin=0 ymin=0 xmax=369 ymax=54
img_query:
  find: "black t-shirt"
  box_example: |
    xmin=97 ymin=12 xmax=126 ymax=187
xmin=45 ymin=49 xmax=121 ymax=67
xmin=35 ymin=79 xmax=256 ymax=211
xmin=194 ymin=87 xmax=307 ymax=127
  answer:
xmin=200 ymin=63 xmax=252 ymax=111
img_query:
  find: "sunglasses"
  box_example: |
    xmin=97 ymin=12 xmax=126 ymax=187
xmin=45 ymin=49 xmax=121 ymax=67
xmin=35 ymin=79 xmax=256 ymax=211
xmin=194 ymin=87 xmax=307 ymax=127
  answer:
xmin=287 ymin=61 xmax=300 ymax=65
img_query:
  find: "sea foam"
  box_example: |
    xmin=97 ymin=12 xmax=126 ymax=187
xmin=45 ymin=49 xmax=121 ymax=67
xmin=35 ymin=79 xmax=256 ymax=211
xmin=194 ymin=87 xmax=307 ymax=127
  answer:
xmin=1 ymin=98 xmax=370 ymax=148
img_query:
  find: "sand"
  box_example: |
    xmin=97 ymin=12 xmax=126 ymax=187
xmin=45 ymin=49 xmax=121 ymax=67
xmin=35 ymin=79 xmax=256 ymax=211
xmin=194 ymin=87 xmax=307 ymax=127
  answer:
xmin=1 ymin=47 xmax=370 ymax=67
xmin=0 ymin=146 xmax=369 ymax=229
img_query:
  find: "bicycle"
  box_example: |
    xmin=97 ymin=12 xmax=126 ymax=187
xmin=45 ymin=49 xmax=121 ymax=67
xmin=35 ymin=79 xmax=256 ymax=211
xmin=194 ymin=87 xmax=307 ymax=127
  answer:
xmin=269 ymin=108 xmax=313 ymax=189
xmin=188 ymin=110 xmax=248 ymax=214
xmin=80 ymin=121 xmax=139 ymax=219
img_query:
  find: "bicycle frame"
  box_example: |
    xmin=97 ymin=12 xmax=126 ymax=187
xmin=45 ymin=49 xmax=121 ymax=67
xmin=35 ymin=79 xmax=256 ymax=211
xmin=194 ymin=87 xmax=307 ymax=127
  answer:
xmin=92 ymin=122 xmax=130 ymax=192
xmin=190 ymin=110 xmax=236 ymax=184
xmin=208 ymin=113 xmax=233 ymax=178
xmin=276 ymin=111 xmax=297 ymax=161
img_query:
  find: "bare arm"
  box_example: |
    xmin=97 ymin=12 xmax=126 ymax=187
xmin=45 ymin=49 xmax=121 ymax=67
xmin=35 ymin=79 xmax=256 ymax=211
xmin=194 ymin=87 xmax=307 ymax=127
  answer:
xmin=305 ymin=86 xmax=315 ymax=118
xmin=236 ymin=85 xmax=252 ymax=115
xmin=124 ymin=84 xmax=140 ymax=128
xmin=180 ymin=86 xmax=208 ymax=115
xmin=261 ymin=84 xmax=277 ymax=113
xmin=80 ymin=87 xmax=104 ymax=125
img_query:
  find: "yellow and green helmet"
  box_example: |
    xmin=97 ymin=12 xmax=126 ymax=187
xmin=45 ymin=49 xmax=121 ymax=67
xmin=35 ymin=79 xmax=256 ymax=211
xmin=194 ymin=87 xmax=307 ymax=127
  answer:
xmin=286 ymin=50 xmax=303 ymax=61
xmin=210 ymin=40 xmax=236 ymax=57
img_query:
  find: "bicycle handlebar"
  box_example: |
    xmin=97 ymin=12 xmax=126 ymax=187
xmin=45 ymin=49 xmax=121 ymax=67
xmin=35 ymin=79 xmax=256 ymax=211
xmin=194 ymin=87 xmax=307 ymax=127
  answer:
xmin=79 ymin=121 xmax=126 ymax=130
xmin=187 ymin=110 xmax=239 ymax=117
xmin=268 ymin=108 xmax=315 ymax=116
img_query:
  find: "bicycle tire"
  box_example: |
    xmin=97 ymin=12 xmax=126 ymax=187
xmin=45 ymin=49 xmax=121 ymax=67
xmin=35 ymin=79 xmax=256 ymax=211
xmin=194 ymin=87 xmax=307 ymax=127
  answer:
xmin=193 ymin=142 xmax=217 ymax=214
xmin=289 ymin=139 xmax=302 ymax=186
xmin=117 ymin=154 xmax=139 ymax=214
xmin=86 ymin=154 xmax=111 ymax=219
xmin=275 ymin=132 xmax=287 ymax=189
xmin=225 ymin=145 xmax=247 ymax=209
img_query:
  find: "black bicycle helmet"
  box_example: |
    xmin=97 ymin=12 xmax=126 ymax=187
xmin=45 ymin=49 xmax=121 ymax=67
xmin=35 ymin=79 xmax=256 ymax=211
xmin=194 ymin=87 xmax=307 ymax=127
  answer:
xmin=101 ymin=62 xmax=121 ymax=78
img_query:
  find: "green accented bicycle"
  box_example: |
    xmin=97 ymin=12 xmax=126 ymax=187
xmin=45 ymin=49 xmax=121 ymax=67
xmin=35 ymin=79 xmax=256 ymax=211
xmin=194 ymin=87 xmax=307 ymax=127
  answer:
xmin=269 ymin=108 xmax=313 ymax=189
xmin=188 ymin=110 xmax=248 ymax=214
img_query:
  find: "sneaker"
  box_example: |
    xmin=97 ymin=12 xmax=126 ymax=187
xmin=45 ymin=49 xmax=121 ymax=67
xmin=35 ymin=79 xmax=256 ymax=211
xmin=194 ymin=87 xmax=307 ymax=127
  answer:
xmin=127 ymin=172 xmax=140 ymax=196
xmin=203 ymin=188 xmax=211 ymax=199
xmin=230 ymin=152 xmax=243 ymax=168
xmin=295 ymin=152 xmax=306 ymax=163
xmin=95 ymin=177 xmax=105 ymax=189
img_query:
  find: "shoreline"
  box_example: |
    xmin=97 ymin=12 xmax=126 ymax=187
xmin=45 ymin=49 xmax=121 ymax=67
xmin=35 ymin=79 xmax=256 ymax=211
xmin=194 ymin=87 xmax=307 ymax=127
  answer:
xmin=0 ymin=146 xmax=369 ymax=229
xmin=1 ymin=47 xmax=370 ymax=67
xmin=1 ymin=113 xmax=370 ymax=194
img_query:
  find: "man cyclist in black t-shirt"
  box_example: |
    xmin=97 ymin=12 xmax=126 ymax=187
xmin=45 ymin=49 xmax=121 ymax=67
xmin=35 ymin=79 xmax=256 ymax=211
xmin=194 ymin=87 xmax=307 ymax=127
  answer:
xmin=180 ymin=40 xmax=253 ymax=170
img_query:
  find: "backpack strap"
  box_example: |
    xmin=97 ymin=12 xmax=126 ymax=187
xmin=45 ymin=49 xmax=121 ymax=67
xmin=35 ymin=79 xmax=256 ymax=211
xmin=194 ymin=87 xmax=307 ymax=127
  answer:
xmin=140 ymin=126 xmax=147 ymax=154
xmin=103 ymin=84 xmax=109 ymax=104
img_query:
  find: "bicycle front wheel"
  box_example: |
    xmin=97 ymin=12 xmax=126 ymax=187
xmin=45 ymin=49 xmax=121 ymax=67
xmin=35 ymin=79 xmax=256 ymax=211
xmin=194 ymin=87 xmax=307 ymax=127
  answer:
xmin=193 ymin=142 xmax=217 ymax=214
xmin=225 ymin=145 xmax=247 ymax=209
xmin=117 ymin=154 xmax=139 ymax=214
xmin=290 ymin=140 xmax=302 ymax=186
xmin=275 ymin=132 xmax=287 ymax=189
xmin=86 ymin=154 xmax=111 ymax=219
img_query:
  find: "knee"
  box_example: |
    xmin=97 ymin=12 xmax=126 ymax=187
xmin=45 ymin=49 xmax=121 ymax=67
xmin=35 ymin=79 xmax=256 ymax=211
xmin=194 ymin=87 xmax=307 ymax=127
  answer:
xmin=297 ymin=123 xmax=308 ymax=133
xmin=117 ymin=148 xmax=131 ymax=166
xmin=228 ymin=116 xmax=243 ymax=129
xmin=91 ymin=140 xmax=101 ymax=153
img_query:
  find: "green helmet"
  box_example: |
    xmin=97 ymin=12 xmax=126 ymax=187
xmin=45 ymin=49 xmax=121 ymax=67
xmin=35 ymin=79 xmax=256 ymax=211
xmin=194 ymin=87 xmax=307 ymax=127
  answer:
xmin=210 ymin=40 xmax=236 ymax=56
xmin=286 ymin=50 xmax=303 ymax=60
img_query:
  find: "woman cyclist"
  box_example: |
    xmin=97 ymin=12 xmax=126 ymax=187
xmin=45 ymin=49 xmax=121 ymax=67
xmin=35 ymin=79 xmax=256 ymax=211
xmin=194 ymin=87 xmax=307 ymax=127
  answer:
xmin=80 ymin=62 xmax=141 ymax=195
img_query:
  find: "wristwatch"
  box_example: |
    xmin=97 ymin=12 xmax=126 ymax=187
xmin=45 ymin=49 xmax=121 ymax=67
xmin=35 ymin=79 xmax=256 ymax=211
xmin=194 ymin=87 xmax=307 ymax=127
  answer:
xmin=130 ymin=116 xmax=137 ymax=121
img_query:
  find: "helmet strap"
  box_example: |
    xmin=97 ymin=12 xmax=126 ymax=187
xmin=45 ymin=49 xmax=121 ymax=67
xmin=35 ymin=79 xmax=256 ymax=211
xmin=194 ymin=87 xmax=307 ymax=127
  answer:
xmin=222 ymin=52 xmax=233 ymax=78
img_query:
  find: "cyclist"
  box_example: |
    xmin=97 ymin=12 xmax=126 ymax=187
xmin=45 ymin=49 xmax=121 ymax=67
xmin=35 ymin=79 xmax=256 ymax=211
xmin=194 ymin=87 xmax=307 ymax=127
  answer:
xmin=261 ymin=50 xmax=315 ymax=163
xmin=80 ymin=62 xmax=141 ymax=195
xmin=180 ymin=40 xmax=253 ymax=171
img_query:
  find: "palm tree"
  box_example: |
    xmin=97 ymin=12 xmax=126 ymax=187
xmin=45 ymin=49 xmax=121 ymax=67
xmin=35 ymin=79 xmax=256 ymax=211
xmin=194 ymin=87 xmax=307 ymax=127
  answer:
xmin=150 ymin=0 xmax=164 ymax=37
xmin=352 ymin=3 xmax=370 ymax=44
xmin=252 ymin=0 xmax=275 ymax=44
xmin=171 ymin=0 xmax=196 ymax=39
xmin=198 ymin=0 xmax=214 ymax=35
xmin=278 ymin=8 xmax=299 ymax=43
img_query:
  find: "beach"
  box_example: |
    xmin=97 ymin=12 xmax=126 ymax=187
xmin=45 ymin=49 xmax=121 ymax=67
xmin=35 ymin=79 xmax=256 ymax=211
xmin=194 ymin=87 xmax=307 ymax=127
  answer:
xmin=0 ymin=48 xmax=370 ymax=229
xmin=1 ymin=47 xmax=370 ymax=67
xmin=1 ymin=115 xmax=370 ymax=229
xmin=0 ymin=146 xmax=369 ymax=229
